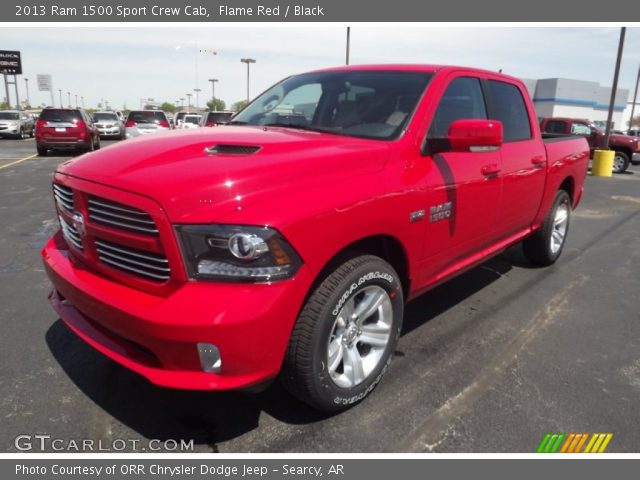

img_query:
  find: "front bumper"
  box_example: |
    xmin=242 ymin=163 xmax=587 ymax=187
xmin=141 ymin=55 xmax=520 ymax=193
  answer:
xmin=97 ymin=128 xmax=122 ymax=137
xmin=42 ymin=232 xmax=313 ymax=390
xmin=632 ymin=153 xmax=640 ymax=164
xmin=38 ymin=139 xmax=91 ymax=150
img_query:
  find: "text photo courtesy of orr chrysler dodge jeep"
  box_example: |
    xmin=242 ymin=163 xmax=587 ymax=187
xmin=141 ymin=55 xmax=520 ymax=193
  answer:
xmin=42 ymin=65 xmax=589 ymax=411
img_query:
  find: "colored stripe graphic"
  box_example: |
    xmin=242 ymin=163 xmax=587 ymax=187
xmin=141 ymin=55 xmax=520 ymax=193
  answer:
xmin=537 ymin=433 xmax=613 ymax=453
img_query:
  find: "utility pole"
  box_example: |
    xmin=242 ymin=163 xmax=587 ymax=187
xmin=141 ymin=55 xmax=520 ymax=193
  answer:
xmin=208 ymin=78 xmax=218 ymax=110
xmin=240 ymin=58 xmax=256 ymax=104
xmin=75 ymin=94 xmax=78 ymax=108
xmin=24 ymin=77 xmax=30 ymax=107
xmin=194 ymin=88 xmax=201 ymax=109
xmin=67 ymin=91 xmax=71 ymax=108
xmin=58 ymin=89 xmax=62 ymax=108
xmin=186 ymin=93 xmax=192 ymax=109
xmin=628 ymin=65 xmax=640 ymax=133
xmin=602 ymin=27 xmax=625 ymax=148
xmin=346 ymin=27 xmax=351 ymax=65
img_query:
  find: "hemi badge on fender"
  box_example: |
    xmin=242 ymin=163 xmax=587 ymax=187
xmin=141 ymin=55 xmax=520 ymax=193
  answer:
xmin=409 ymin=210 xmax=426 ymax=223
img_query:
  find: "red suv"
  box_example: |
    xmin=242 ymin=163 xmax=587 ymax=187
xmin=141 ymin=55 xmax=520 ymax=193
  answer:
xmin=36 ymin=108 xmax=100 ymax=156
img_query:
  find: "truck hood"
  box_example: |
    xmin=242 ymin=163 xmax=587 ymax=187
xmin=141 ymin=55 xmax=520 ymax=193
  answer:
xmin=57 ymin=126 xmax=391 ymax=223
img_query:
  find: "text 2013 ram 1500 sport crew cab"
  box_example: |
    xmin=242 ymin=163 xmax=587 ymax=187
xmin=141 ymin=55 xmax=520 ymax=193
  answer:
xmin=42 ymin=65 xmax=589 ymax=411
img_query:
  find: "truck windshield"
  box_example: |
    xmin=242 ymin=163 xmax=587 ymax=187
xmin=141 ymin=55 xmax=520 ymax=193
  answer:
xmin=0 ymin=112 xmax=20 ymax=120
xmin=231 ymin=70 xmax=433 ymax=140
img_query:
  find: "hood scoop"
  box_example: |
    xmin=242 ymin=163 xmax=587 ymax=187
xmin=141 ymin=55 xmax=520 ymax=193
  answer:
xmin=204 ymin=144 xmax=261 ymax=156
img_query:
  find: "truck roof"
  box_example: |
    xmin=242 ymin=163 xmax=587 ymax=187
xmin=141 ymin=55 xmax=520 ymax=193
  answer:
xmin=306 ymin=64 xmax=524 ymax=83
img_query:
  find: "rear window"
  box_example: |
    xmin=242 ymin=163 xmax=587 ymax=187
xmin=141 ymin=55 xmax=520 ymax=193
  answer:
xmin=94 ymin=112 xmax=118 ymax=121
xmin=39 ymin=109 xmax=81 ymax=122
xmin=127 ymin=111 xmax=167 ymax=123
xmin=185 ymin=116 xmax=201 ymax=125
xmin=0 ymin=112 xmax=19 ymax=120
xmin=543 ymin=120 xmax=567 ymax=134
xmin=206 ymin=112 xmax=233 ymax=124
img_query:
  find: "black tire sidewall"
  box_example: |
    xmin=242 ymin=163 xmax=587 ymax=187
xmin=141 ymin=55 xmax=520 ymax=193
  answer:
xmin=308 ymin=259 xmax=404 ymax=409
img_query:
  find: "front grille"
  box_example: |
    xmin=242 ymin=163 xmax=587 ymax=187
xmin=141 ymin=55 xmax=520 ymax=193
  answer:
xmin=95 ymin=239 xmax=170 ymax=282
xmin=88 ymin=196 xmax=159 ymax=235
xmin=59 ymin=215 xmax=83 ymax=251
xmin=53 ymin=184 xmax=74 ymax=212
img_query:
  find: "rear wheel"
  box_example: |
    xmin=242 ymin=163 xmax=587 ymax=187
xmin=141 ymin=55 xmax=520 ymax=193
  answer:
xmin=282 ymin=255 xmax=404 ymax=411
xmin=95 ymin=136 xmax=101 ymax=150
xmin=612 ymin=151 xmax=629 ymax=174
xmin=523 ymin=190 xmax=571 ymax=266
xmin=17 ymin=128 xmax=25 ymax=139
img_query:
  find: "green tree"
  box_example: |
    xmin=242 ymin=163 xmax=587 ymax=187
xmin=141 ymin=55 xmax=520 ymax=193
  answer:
xmin=231 ymin=100 xmax=248 ymax=112
xmin=160 ymin=102 xmax=177 ymax=114
xmin=206 ymin=98 xmax=226 ymax=111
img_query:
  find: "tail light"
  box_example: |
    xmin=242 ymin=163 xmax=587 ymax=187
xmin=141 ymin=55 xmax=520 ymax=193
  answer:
xmin=159 ymin=120 xmax=170 ymax=128
xmin=36 ymin=120 xmax=46 ymax=128
xmin=76 ymin=120 xmax=87 ymax=138
xmin=125 ymin=120 xmax=136 ymax=128
xmin=206 ymin=122 xmax=217 ymax=127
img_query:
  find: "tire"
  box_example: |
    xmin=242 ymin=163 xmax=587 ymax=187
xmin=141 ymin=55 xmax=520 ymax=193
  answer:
xmin=95 ymin=137 xmax=101 ymax=150
xmin=612 ymin=151 xmax=629 ymax=174
xmin=523 ymin=190 xmax=571 ymax=266
xmin=36 ymin=145 xmax=47 ymax=156
xmin=17 ymin=128 xmax=25 ymax=140
xmin=282 ymin=255 xmax=404 ymax=411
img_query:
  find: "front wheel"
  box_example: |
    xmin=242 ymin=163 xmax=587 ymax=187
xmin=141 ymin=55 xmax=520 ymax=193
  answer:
xmin=612 ymin=151 xmax=629 ymax=174
xmin=523 ymin=190 xmax=571 ymax=266
xmin=282 ymin=255 xmax=404 ymax=411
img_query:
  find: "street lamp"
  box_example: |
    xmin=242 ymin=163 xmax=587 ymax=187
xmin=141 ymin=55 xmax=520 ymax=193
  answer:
xmin=240 ymin=58 xmax=256 ymax=104
xmin=208 ymin=78 xmax=218 ymax=110
xmin=81 ymin=96 xmax=84 ymax=108
xmin=67 ymin=91 xmax=71 ymax=108
xmin=186 ymin=93 xmax=192 ymax=110
xmin=194 ymin=88 xmax=202 ymax=109
xmin=24 ymin=78 xmax=30 ymax=107
xmin=75 ymin=94 xmax=78 ymax=108
xmin=58 ymin=89 xmax=62 ymax=108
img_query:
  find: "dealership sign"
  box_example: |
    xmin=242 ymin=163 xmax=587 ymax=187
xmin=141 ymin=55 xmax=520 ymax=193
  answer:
xmin=0 ymin=50 xmax=22 ymax=74
xmin=37 ymin=74 xmax=52 ymax=91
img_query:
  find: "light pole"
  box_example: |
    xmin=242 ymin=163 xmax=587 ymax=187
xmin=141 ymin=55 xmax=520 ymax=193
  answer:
xmin=194 ymin=88 xmax=202 ymax=109
xmin=24 ymin=78 xmax=30 ymax=107
xmin=180 ymin=97 xmax=185 ymax=109
xmin=240 ymin=58 xmax=256 ymax=104
xmin=75 ymin=94 xmax=78 ymax=108
xmin=67 ymin=91 xmax=71 ymax=108
xmin=186 ymin=93 xmax=192 ymax=110
xmin=81 ymin=96 xmax=84 ymax=108
xmin=628 ymin=65 xmax=640 ymax=133
xmin=58 ymin=89 xmax=62 ymax=108
xmin=208 ymin=78 xmax=218 ymax=110
xmin=602 ymin=27 xmax=625 ymax=148
xmin=346 ymin=27 xmax=351 ymax=65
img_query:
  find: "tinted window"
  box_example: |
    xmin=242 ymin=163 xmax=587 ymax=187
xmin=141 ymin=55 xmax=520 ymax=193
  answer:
xmin=127 ymin=111 xmax=167 ymax=123
xmin=184 ymin=116 xmax=201 ymax=125
xmin=232 ymin=71 xmax=432 ymax=140
xmin=0 ymin=112 xmax=20 ymax=120
xmin=94 ymin=113 xmax=118 ymax=121
xmin=428 ymin=77 xmax=487 ymax=138
xmin=39 ymin=109 xmax=81 ymax=122
xmin=542 ymin=120 xmax=567 ymax=134
xmin=205 ymin=112 xmax=233 ymax=124
xmin=487 ymin=80 xmax=531 ymax=142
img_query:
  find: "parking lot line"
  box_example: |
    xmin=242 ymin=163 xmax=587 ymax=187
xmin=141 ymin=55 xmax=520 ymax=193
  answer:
xmin=0 ymin=154 xmax=39 ymax=170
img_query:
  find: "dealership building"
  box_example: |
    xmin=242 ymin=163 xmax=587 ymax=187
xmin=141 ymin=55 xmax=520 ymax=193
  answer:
xmin=522 ymin=77 xmax=629 ymax=129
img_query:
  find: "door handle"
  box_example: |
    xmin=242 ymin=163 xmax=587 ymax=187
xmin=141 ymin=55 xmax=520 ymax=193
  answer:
xmin=481 ymin=164 xmax=501 ymax=176
xmin=531 ymin=156 xmax=546 ymax=167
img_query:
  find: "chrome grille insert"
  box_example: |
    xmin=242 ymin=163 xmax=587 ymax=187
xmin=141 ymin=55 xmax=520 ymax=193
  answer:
xmin=88 ymin=197 xmax=158 ymax=235
xmin=59 ymin=215 xmax=83 ymax=251
xmin=53 ymin=184 xmax=74 ymax=212
xmin=95 ymin=239 xmax=170 ymax=282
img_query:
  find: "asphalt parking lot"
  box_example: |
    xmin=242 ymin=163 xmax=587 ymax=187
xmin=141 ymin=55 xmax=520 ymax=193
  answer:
xmin=1 ymin=136 xmax=639 ymax=453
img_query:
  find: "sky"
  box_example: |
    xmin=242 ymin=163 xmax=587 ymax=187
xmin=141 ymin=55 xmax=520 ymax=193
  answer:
xmin=1 ymin=26 xmax=640 ymax=110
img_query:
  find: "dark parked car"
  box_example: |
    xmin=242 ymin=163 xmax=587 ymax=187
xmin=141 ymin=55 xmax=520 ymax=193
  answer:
xmin=36 ymin=108 xmax=100 ymax=156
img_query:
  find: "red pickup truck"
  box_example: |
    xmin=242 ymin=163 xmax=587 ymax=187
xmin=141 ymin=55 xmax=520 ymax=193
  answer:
xmin=42 ymin=65 xmax=589 ymax=411
xmin=540 ymin=117 xmax=640 ymax=173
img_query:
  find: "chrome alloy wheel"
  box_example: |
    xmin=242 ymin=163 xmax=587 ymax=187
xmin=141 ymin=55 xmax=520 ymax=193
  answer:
xmin=327 ymin=285 xmax=393 ymax=388
xmin=550 ymin=200 xmax=569 ymax=254
xmin=613 ymin=154 xmax=626 ymax=173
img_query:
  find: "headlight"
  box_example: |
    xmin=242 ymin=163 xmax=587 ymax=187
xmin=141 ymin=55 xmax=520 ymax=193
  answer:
xmin=175 ymin=224 xmax=302 ymax=282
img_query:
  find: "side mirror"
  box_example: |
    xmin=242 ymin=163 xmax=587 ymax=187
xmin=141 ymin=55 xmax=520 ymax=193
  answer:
xmin=448 ymin=119 xmax=503 ymax=152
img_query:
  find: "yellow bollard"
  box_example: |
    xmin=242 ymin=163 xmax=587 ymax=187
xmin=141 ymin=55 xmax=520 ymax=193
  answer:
xmin=592 ymin=149 xmax=615 ymax=177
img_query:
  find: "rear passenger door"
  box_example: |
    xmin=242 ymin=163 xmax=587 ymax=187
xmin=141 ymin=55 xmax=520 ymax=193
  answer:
xmin=485 ymin=79 xmax=546 ymax=237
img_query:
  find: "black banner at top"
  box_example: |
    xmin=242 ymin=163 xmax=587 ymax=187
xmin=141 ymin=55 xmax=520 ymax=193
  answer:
xmin=2 ymin=0 xmax=640 ymax=22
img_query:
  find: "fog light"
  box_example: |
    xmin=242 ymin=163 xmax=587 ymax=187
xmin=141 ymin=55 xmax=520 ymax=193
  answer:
xmin=197 ymin=343 xmax=222 ymax=373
